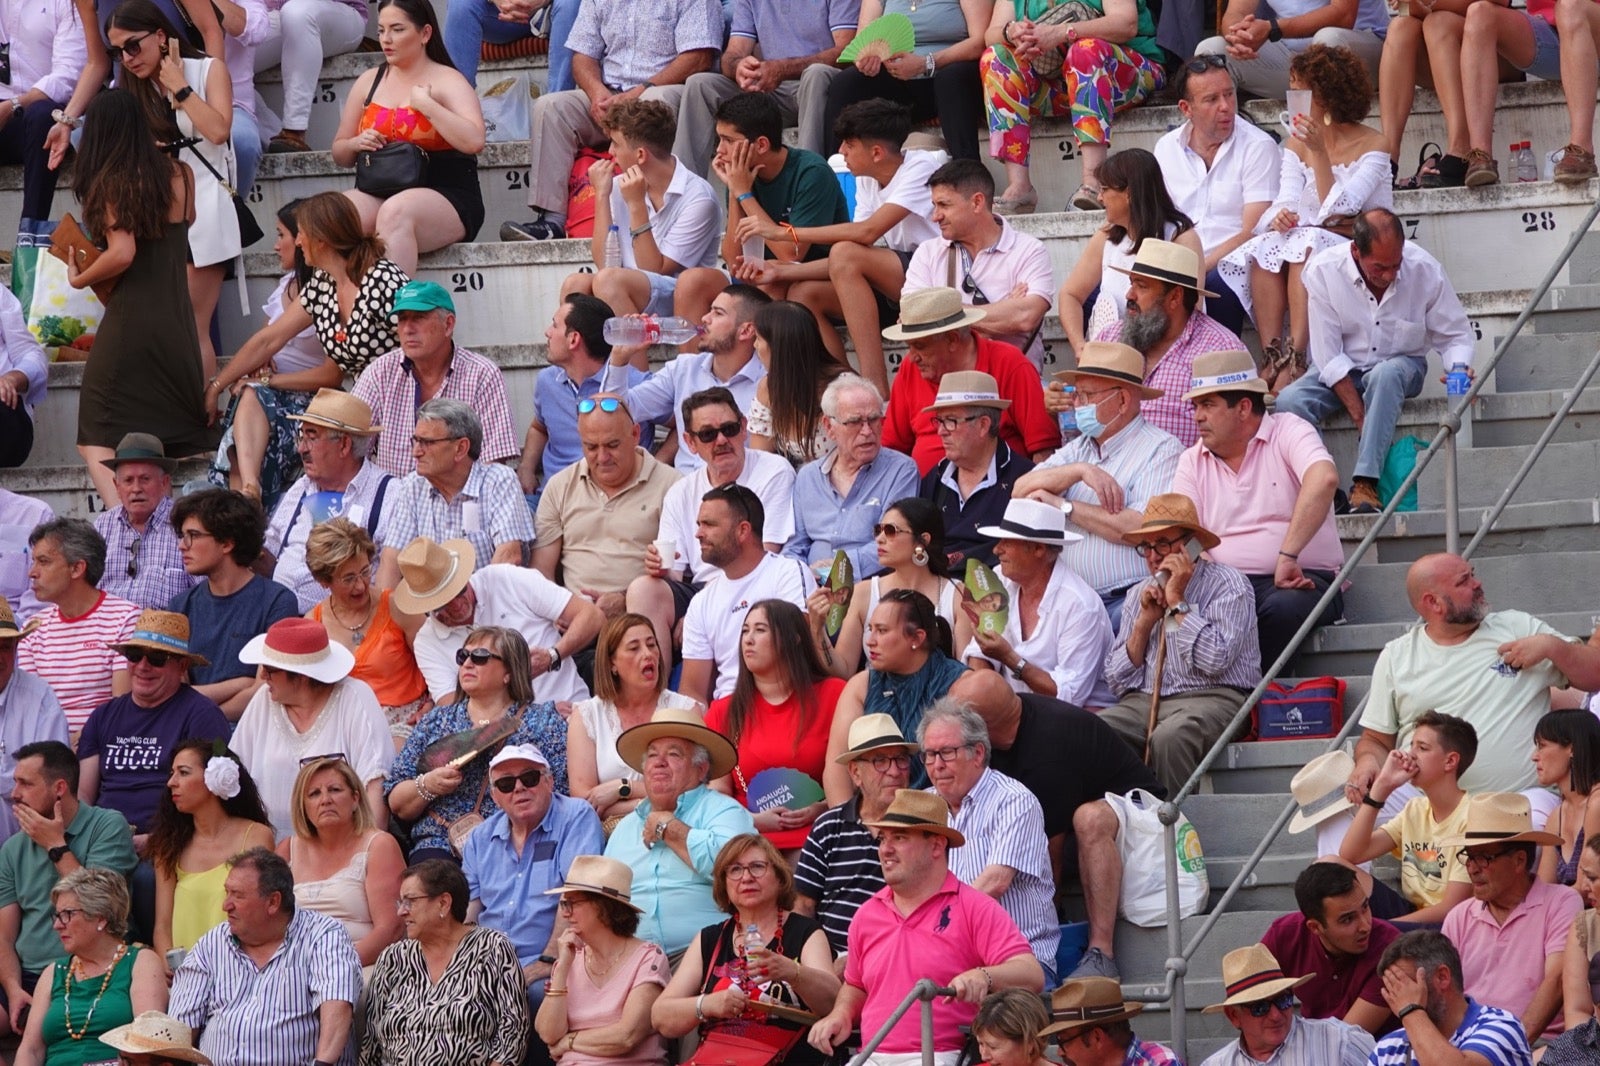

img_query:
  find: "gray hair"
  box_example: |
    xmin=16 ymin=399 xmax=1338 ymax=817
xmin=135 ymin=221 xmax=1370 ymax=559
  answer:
xmin=917 ymin=697 xmax=991 ymax=766
xmin=417 ymin=398 xmax=483 ymax=460
xmin=51 ymin=867 xmax=131 ymax=939
xmin=690 ymin=743 xmax=711 ymax=780
xmin=821 ymin=373 xmax=885 ymax=419
xmin=326 ymin=429 xmax=374 ymax=461
xmin=28 ymin=518 xmax=107 ymax=587
xmin=1379 ymin=930 xmax=1464 ymax=991
xmin=230 ymin=846 xmax=297 ymax=918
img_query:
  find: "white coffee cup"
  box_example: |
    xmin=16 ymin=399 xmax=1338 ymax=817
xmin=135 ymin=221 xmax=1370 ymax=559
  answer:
xmin=1279 ymin=89 xmax=1314 ymax=135
xmin=653 ymin=538 xmax=677 ymax=571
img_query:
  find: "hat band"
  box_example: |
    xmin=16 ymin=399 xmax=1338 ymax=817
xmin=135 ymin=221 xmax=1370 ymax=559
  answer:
xmin=1297 ymin=784 xmax=1347 ymax=820
xmin=303 ymin=413 xmax=369 ymax=434
xmin=114 ymin=448 xmax=168 ymax=461
xmin=409 ymin=551 xmax=463 ymax=600
xmin=1050 ymin=1002 xmax=1129 ymax=1023
xmin=126 ymin=630 xmax=193 ymax=654
xmin=900 ymin=309 xmax=969 ymax=334
xmin=992 ymin=517 xmax=1063 ymax=541
xmin=1132 ymin=263 xmax=1202 ymax=288
xmin=1072 ymin=366 xmax=1145 ymax=388
xmin=1463 ymin=829 xmax=1526 ymax=840
xmin=262 ymin=645 xmax=333 ymax=667
xmin=566 ymin=879 xmax=632 ymax=902
xmin=878 ymin=811 xmax=946 ymax=830
xmin=933 ymin=390 xmax=1003 ymax=405
xmin=847 ymin=735 xmax=912 ymax=755
xmin=1224 ymin=968 xmax=1291 ymax=999
xmin=1190 ymin=369 xmax=1259 ymax=391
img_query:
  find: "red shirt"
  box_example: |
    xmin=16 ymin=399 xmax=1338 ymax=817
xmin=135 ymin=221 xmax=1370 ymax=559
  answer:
xmin=1261 ymin=911 xmax=1401 ymax=1024
xmin=881 ymin=336 xmax=1060 ymax=475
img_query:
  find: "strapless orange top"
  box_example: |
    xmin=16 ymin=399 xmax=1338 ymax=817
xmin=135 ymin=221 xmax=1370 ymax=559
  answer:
xmin=359 ymin=104 xmax=452 ymax=151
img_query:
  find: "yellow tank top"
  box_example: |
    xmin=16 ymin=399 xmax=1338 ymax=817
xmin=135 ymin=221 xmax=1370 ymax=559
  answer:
xmin=172 ymin=860 xmax=232 ymax=950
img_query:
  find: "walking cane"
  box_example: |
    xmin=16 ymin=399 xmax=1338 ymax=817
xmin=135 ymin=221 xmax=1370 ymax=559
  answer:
xmin=1143 ymin=614 xmax=1168 ymax=765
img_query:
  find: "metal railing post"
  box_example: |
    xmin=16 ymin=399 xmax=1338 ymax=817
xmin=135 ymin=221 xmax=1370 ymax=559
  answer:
xmin=1159 ymin=813 xmax=1187 ymax=1063
xmin=921 ymin=996 xmax=935 ymax=1066
xmin=847 ymin=980 xmax=955 ymax=1066
xmin=1442 ymin=430 xmax=1460 ymax=555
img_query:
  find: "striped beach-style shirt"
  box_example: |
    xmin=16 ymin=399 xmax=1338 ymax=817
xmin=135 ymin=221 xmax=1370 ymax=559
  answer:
xmin=17 ymin=591 xmax=140 ymax=733
xmin=793 ymin=795 xmax=888 ymax=954
xmin=1368 ymin=999 xmax=1531 ymax=1066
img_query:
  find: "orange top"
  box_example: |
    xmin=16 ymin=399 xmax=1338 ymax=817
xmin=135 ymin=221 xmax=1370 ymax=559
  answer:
xmin=314 ymin=590 xmax=427 ymax=706
xmin=359 ymin=104 xmax=452 ymax=151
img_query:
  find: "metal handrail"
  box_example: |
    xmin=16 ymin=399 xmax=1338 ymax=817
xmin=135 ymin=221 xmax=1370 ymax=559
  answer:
xmin=848 ymin=981 xmax=957 ymax=1066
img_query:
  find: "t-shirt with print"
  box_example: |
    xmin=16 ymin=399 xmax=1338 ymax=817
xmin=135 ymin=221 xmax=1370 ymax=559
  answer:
xmin=752 ymin=148 xmax=848 ymax=262
xmin=1380 ymin=793 xmax=1472 ymax=910
xmin=77 ymin=686 xmax=232 ymax=833
xmin=171 ymin=575 xmax=301 ymax=685
xmin=855 ymin=148 xmax=947 ymax=253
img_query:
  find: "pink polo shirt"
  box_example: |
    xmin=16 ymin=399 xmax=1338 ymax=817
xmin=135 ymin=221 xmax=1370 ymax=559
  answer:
xmin=1172 ymin=411 xmax=1344 ymax=574
xmin=844 ymin=873 xmax=1033 ymax=1053
xmin=1441 ymin=878 xmax=1583 ymax=1041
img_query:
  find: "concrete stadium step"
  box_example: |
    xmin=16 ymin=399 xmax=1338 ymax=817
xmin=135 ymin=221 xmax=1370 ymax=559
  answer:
xmin=1338 ymin=499 xmax=1600 ymax=563
xmin=1340 ymin=549 xmax=1596 ymax=623
xmin=1490 ymin=331 xmax=1600 ymax=393
xmin=1206 ymin=731 xmax=1359 ymax=795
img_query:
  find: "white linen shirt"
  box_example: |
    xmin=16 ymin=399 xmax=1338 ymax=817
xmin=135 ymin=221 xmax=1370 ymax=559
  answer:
xmin=607 ymin=158 xmax=722 ymax=272
xmin=0 ymin=0 xmax=87 ymax=105
xmin=1154 ymin=119 xmax=1281 ymax=259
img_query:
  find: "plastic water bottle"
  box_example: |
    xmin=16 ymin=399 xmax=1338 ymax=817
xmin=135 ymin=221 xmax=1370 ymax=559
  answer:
xmin=740 ymin=922 xmax=763 ymax=992
xmin=1445 ymin=361 xmax=1471 ymax=396
xmin=602 ymin=315 xmax=703 ymax=346
xmin=1515 ymin=142 xmax=1538 ymax=183
xmin=602 ymin=224 xmax=622 ymax=269
xmin=1057 ymin=384 xmax=1079 ymax=441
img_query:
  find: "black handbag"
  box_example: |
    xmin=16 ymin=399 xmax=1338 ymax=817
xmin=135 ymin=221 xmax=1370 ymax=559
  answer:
xmin=181 ymin=138 xmax=266 ymax=248
xmin=354 ymin=65 xmax=429 ymax=198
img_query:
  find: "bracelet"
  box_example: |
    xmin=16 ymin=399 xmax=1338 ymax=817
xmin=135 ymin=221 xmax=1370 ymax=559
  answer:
xmin=1395 ymin=1003 xmax=1425 ymax=1021
xmin=1361 ymin=792 xmax=1385 ymax=809
xmin=414 ymin=774 xmax=437 ymax=803
xmin=629 ymin=221 xmax=654 ymax=238
xmin=980 ymin=967 xmax=992 ymax=994
xmin=782 ymin=222 xmax=800 ymax=254
xmin=545 ymin=986 xmax=568 ymax=996
xmin=1278 ymin=550 xmax=1299 ymax=561
xmin=695 ymin=993 xmax=706 ymax=1022
xmin=1001 ymin=20 xmax=1015 ymax=45
xmin=736 ymin=192 xmax=755 ymax=203
xmin=50 ymin=109 xmax=80 ymax=129
xmin=204 ymin=377 xmax=221 ymax=394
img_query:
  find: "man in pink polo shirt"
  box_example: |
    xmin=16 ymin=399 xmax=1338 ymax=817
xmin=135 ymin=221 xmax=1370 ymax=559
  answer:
xmin=808 ymin=789 xmax=1044 ymax=1065
xmin=1172 ymin=349 xmax=1344 ymax=672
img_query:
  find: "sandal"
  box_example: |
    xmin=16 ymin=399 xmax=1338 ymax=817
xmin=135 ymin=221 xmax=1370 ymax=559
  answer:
xmin=1395 ymin=141 xmax=1442 ymax=190
xmin=1070 ymin=184 xmax=1104 ymax=211
xmin=994 ymin=190 xmax=1039 ymax=216
xmin=1260 ymin=339 xmax=1288 ymax=389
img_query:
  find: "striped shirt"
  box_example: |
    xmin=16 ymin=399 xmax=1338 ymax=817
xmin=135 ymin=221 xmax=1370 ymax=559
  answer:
xmin=95 ymin=497 xmax=199 ymax=611
xmin=352 ymin=345 xmax=520 ymax=477
xmin=171 ymin=907 xmax=363 ymax=1066
xmin=938 ymin=769 xmax=1059 ymax=971
xmin=1037 ymin=416 xmax=1183 ymax=596
xmin=385 ymin=462 xmax=536 ymax=572
xmin=1124 ymin=1039 xmax=1184 ymax=1066
xmin=1368 ymin=999 xmax=1531 ymax=1066
xmin=1199 ymin=1015 xmax=1374 ymax=1066
xmin=794 ymin=795 xmax=888 ymax=953
xmin=1094 ymin=311 xmax=1247 ymax=448
xmin=17 ymin=592 xmax=140 ymax=733
xmin=1104 ymin=558 xmax=1262 ymax=697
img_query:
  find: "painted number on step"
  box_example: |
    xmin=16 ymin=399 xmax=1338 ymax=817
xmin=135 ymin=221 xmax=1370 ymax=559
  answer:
xmin=84 ymin=493 xmax=105 ymax=514
xmin=1471 ymin=320 xmax=1483 ymax=340
xmin=1522 ymin=210 xmax=1557 ymax=233
xmin=318 ymin=82 xmax=336 ymax=103
xmin=450 ymin=271 xmax=485 ymax=293
xmin=1402 ymin=217 xmax=1420 ymax=240
xmin=1041 ymin=342 xmax=1058 ymax=367
xmin=506 ymin=170 xmax=531 ymax=190
xmin=246 ymin=183 xmax=264 ymax=204
xmin=887 ymin=350 xmax=903 ymax=369
xmin=1056 ymin=139 xmax=1078 ymax=161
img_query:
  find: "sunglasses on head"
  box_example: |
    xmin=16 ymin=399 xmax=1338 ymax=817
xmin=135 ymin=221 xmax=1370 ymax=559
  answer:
xmin=299 ymin=752 xmax=348 ymax=767
xmin=1184 ymin=54 xmax=1229 ymax=74
xmin=455 ymin=647 xmax=503 ymax=666
xmin=123 ymin=648 xmax=176 ymax=667
xmin=689 ymin=420 xmax=742 ymax=444
xmin=1243 ymin=993 xmax=1297 ymax=1018
xmin=127 ymin=536 xmax=142 ymax=580
xmin=578 ymin=397 xmax=627 ymax=415
xmin=492 ymin=768 xmax=543 ymax=793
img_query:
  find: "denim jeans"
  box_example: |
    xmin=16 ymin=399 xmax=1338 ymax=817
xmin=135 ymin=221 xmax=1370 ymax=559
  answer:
xmin=444 ymin=0 xmax=579 ymax=91
xmin=1274 ymin=354 xmax=1427 ymax=481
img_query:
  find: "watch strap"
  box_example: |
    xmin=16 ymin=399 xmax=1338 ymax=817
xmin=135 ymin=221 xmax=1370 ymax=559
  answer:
xmin=47 ymin=844 xmax=69 ymax=863
xmin=1362 ymin=793 xmax=1385 ymax=809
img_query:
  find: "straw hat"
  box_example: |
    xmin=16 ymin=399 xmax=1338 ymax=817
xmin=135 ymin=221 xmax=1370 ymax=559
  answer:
xmin=99 ymin=432 xmax=177 ymax=473
xmin=392 ymin=537 xmax=477 ymax=615
xmin=99 ymin=1011 xmax=212 ymax=1063
xmin=287 ymin=389 xmax=382 ymax=436
xmin=107 ymin=609 xmax=210 ymax=667
xmin=1120 ymin=493 xmax=1221 ymax=552
xmin=542 ymin=854 xmax=644 ymax=911
xmin=921 ymin=370 xmax=1012 ymax=415
xmin=1287 ymin=750 xmax=1356 ymax=834
xmin=1039 ymin=977 xmax=1145 ymax=1036
xmin=238 ymin=617 xmax=355 ymax=685
xmin=1108 ymin=238 xmax=1220 ymax=297
xmin=615 ymin=706 xmax=738 ymax=778
xmin=0 ymin=596 xmax=21 ymax=640
xmin=862 ymin=789 xmax=965 ymax=847
xmin=833 ymin=713 xmax=919 ymax=764
xmin=881 ymin=287 xmax=987 ymax=342
xmin=1051 ymin=341 xmax=1164 ymax=400
xmin=1442 ymin=792 xmax=1563 ymax=848
xmin=1202 ymin=944 xmax=1313 ymax=1013
xmin=977 ymin=498 xmax=1083 ymax=548
xmin=1182 ymin=350 xmax=1270 ymax=402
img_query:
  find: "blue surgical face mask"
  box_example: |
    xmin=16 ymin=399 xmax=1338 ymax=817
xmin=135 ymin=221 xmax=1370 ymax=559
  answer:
xmin=1075 ymin=400 xmax=1108 ymax=440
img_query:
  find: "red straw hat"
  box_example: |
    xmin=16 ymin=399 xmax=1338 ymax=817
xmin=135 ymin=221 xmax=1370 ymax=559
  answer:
xmin=238 ymin=617 xmax=355 ymax=684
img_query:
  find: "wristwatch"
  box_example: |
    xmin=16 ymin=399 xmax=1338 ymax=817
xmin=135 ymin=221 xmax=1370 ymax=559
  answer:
xmin=1267 ymin=17 xmax=1284 ymax=41
xmin=922 ymin=54 xmax=936 ymax=78
xmin=654 ymin=818 xmax=669 ymax=841
xmin=1166 ymin=601 xmax=1191 ymax=618
xmin=173 ymin=85 xmax=194 ymax=104
xmin=547 ymin=646 xmax=563 ymax=671
xmin=618 ymin=778 xmax=632 ymax=800
xmin=1058 ymin=500 xmax=1074 ymax=518
xmin=47 ymin=844 xmax=70 ymax=864
xmin=9 ymin=99 xmax=22 ymax=117
xmin=536 ymin=953 xmax=557 ymax=965
xmin=1009 ymin=657 xmax=1029 ymax=680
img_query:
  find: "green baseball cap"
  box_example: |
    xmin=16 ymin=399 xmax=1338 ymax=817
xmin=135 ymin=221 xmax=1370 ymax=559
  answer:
xmin=390 ymin=279 xmax=456 ymax=317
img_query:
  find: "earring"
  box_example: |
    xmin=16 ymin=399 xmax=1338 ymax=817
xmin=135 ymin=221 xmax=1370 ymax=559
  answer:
xmin=98 ymin=923 xmax=106 ymax=931
xmin=1322 ymin=113 xmax=1332 ymax=127
xmin=912 ymin=545 xmax=929 ymax=567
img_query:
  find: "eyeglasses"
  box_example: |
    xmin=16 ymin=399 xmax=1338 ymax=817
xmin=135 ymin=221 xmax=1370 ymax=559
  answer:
xmin=126 ymin=535 xmax=142 ymax=580
xmin=177 ymin=529 xmax=215 ymax=546
xmin=116 ymin=31 xmax=154 ymax=57
xmin=919 ymin=744 xmax=973 ymax=765
xmin=1133 ymin=538 xmax=1188 ymax=556
xmin=50 ymin=907 xmax=83 ymax=926
xmin=395 ymin=893 xmax=439 ymax=914
xmin=299 ymin=752 xmax=348 ymax=767
xmin=578 ymin=397 xmax=628 ymax=415
xmin=873 ymin=523 xmax=910 ymax=538
xmin=1457 ymin=847 xmax=1514 ymax=868
xmin=861 ymin=753 xmax=912 ymax=772
xmin=689 ymin=420 xmax=743 ymax=444
xmin=411 ymin=435 xmax=458 ymax=448
xmin=123 ymin=648 xmax=176 ymax=667
xmin=455 ymin=647 xmax=504 ymax=666
xmin=1074 ymin=387 xmax=1119 ymax=407
xmin=295 ymin=426 xmax=343 ymax=444
xmin=557 ymin=896 xmax=588 ymax=914
xmin=1244 ymin=993 xmax=1297 ymax=1018
xmin=1184 ymin=54 xmax=1229 ymax=74
xmin=932 ymin=414 xmax=984 ymax=432
xmin=726 ymin=861 xmax=772 ymax=879
xmin=492 ymin=768 xmax=543 ymax=793
xmin=836 ymin=414 xmax=884 ymax=430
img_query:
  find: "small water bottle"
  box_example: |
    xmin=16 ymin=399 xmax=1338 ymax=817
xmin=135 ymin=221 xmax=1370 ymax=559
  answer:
xmin=740 ymin=922 xmax=763 ymax=992
xmin=602 ymin=315 xmax=704 ymax=346
xmin=1056 ymin=384 xmax=1079 ymax=442
xmin=603 ymin=224 xmax=623 ymax=269
xmin=1515 ymin=142 xmax=1538 ymax=183
xmin=1445 ymin=361 xmax=1471 ymax=396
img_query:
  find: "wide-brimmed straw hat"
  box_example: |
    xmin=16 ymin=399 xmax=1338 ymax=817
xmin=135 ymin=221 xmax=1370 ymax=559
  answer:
xmin=0 ymin=597 xmax=21 ymax=640
xmin=1287 ymin=750 xmax=1356 ymax=834
xmin=921 ymin=370 xmax=1012 ymax=415
xmin=1202 ymin=944 xmax=1313 ymax=1013
xmin=862 ymin=789 xmax=965 ymax=847
xmin=392 ymin=537 xmax=477 ymax=615
xmin=833 ymin=713 xmax=920 ymax=764
xmin=615 ymin=707 xmax=738 ymax=778
xmin=976 ymin=498 xmax=1083 ymax=548
xmin=1182 ymin=350 xmax=1270 ymax=402
xmin=542 ymin=855 xmax=644 ymax=911
xmin=1442 ymin=792 xmax=1562 ymax=848
xmin=881 ymin=286 xmax=987 ymax=342
xmin=1120 ymin=493 xmax=1221 ymax=552
xmin=1039 ymin=977 xmax=1145 ymax=1036
xmin=1108 ymin=238 xmax=1220 ymax=297
xmin=239 ymin=617 xmax=355 ymax=684
xmin=99 ymin=1011 xmax=212 ymax=1063
xmin=1051 ymin=341 xmax=1164 ymax=400
xmin=108 ymin=609 xmax=210 ymax=667
xmin=99 ymin=432 xmax=177 ymax=473
xmin=287 ymin=389 xmax=382 ymax=436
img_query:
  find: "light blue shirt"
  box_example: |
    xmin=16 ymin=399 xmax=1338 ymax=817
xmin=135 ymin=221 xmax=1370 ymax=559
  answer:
xmin=603 ymin=784 xmax=754 ymax=955
xmin=0 ymin=671 xmax=69 ymax=845
xmin=783 ymin=448 xmax=921 ymax=578
xmin=533 ymin=362 xmax=653 ymax=481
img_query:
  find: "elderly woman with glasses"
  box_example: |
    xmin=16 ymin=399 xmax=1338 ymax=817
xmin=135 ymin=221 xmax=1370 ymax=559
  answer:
xmin=654 ymin=834 xmax=838 ymax=1066
xmin=385 ymin=625 xmax=569 ymax=861
xmin=363 ymin=859 xmax=528 ymax=1066
xmin=13 ymin=868 xmax=166 ymax=1066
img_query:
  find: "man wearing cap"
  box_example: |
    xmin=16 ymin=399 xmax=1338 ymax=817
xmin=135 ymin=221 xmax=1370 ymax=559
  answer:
xmin=1440 ymin=793 xmax=1583 ymax=1043
xmin=461 ymin=743 xmax=604 ymax=1006
xmin=375 ymin=398 xmax=536 ymax=592
xmin=263 ymin=390 xmax=397 ymax=612
xmin=94 ymin=433 xmax=197 ymax=612
xmin=1200 ymin=944 xmax=1375 ymax=1066
xmin=1037 ymin=977 xmax=1178 ymax=1066
xmin=1174 ymin=350 xmax=1344 ymax=672
xmin=1098 ymin=493 xmax=1262 ymax=795
xmin=1015 ymin=342 xmax=1185 ymax=631
xmin=882 ymin=287 xmax=1059 ymax=478
xmin=1280 ymin=208 xmax=1475 ymax=515
xmin=353 ymin=280 xmax=518 ymax=478
xmin=0 ymin=597 xmax=66 ymax=847
xmin=917 ymin=370 xmax=1036 ymax=570
xmin=603 ymin=708 xmax=755 ymax=957
xmin=808 ymin=789 xmax=1043 ymax=1064
xmin=397 ymin=539 xmax=603 ymax=705
xmin=794 ymin=714 xmax=915 ymax=959
xmin=1371 ymin=930 xmax=1534 ymax=1066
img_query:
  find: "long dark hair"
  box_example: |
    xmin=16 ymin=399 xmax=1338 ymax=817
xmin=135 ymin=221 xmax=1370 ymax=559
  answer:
xmin=379 ymin=0 xmax=456 ymax=69
xmin=147 ymin=739 xmax=271 ymax=878
xmin=106 ymin=0 xmax=206 ymax=144
xmin=753 ymin=301 xmax=845 ymax=460
xmin=1535 ymin=709 xmax=1600 ymax=794
xmin=1099 ymin=148 xmax=1194 ymax=252
xmin=280 ymin=198 xmax=314 ymax=291
xmin=878 ymin=587 xmax=954 ymax=659
xmin=72 ymin=89 xmax=176 ymax=242
xmin=885 ymin=497 xmax=952 ymax=578
xmin=726 ymin=600 xmax=831 ymax=747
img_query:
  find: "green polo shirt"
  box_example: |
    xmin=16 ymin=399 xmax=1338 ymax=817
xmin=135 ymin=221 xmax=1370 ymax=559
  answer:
xmin=0 ymin=803 xmax=138 ymax=972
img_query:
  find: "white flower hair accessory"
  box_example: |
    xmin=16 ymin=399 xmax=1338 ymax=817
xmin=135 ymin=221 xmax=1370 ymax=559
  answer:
xmin=204 ymin=756 xmax=242 ymax=800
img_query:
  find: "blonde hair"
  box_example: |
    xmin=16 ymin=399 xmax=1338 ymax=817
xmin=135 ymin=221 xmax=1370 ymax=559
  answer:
xmin=305 ymin=518 xmax=376 ymax=586
xmin=288 ymin=757 xmax=375 ymax=840
xmin=52 ymin=868 xmax=131 ymax=940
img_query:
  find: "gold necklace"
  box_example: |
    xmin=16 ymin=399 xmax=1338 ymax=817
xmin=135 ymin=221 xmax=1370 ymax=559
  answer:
xmin=63 ymin=943 xmax=126 ymax=1040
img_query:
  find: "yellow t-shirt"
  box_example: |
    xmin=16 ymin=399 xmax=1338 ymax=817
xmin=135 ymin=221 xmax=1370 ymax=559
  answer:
xmin=1379 ymin=794 xmax=1472 ymax=908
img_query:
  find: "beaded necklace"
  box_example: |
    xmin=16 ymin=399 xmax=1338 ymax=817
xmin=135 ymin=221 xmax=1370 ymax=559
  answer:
xmin=63 ymin=942 xmax=127 ymax=1040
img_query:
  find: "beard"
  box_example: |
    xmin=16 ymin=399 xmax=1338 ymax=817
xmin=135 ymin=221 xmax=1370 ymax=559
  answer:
xmin=1122 ymin=304 xmax=1171 ymax=354
xmin=1442 ymin=593 xmax=1487 ymax=626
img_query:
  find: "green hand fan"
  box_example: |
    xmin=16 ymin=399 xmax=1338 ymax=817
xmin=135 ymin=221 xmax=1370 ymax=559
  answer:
xmin=838 ymin=13 xmax=917 ymax=64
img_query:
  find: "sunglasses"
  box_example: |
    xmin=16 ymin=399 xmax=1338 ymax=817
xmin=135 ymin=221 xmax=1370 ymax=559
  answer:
xmin=492 ymin=768 xmax=543 ymax=793
xmin=1184 ymin=54 xmax=1229 ymax=74
xmin=126 ymin=535 xmax=142 ymax=580
xmin=116 ymin=31 xmax=155 ymax=58
xmin=873 ymin=523 xmax=910 ymax=538
xmin=1244 ymin=993 xmax=1297 ymax=1018
xmin=455 ymin=647 xmax=504 ymax=666
xmin=960 ymin=272 xmax=990 ymax=306
xmin=578 ymin=397 xmax=628 ymax=415
xmin=299 ymin=752 xmax=348 ymax=767
xmin=689 ymin=420 xmax=742 ymax=444
xmin=123 ymin=648 xmax=176 ymax=667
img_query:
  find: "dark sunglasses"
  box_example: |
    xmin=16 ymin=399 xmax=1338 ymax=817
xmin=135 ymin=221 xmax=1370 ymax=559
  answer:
xmin=126 ymin=535 xmax=142 ymax=580
xmin=1244 ymin=993 xmax=1297 ymax=1018
xmin=455 ymin=647 xmax=504 ymax=666
xmin=1184 ymin=54 xmax=1229 ymax=74
xmin=960 ymin=272 xmax=990 ymax=306
xmin=299 ymin=752 xmax=348 ymax=767
xmin=123 ymin=648 xmax=176 ymax=667
xmin=689 ymin=420 xmax=742 ymax=444
xmin=873 ymin=523 xmax=911 ymax=538
xmin=116 ymin=31 xmax=155 ymax=58
xmin=492 ymin=768 xmax=543 ymax=793
xmin=578 ymin=397 xmax=627 ymax=415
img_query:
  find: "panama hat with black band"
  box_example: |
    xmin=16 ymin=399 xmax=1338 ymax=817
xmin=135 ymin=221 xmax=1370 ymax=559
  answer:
xmin=1107 ymin=237 xmax=1220 ymax=297
xmin=881 ymin=287 xmax=988 ymax=342
xmin=1051 ymin=341 xmax=1164 ymax=401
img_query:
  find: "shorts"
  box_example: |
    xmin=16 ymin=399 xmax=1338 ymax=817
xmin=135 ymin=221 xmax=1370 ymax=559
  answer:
xmin=872 ymin=249 xmax=916 ymax=327
xmin=641 ymin=269 xmax=677 ymax=316
xmin=1519 ymin=13 xmax=1561 ymax=81
xmin=668 ymin=577 xmax=706 ymax=620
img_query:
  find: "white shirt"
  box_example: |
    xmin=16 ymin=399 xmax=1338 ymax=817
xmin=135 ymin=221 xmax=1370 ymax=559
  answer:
xmin=681 ymin=553 xmax=816 ymax=699
xmin=1303 ymin=240 xmax=1476 ymax=386
xmin=412 ymin=563 xmax=589 ymax=704
xmin=0 ymin=286 xmax=48 ymax=419
xmin=855 ymin=148 xmax=948 ymax=252
xmin=608 ymin=158 xmax=722 ymax=272
xmin=1154 ymin=119 xmax=1281 ymax=259
xmin=0 ymin=0 xmax=88 ymax=105
xmin=659 ymin=450 xmax=797 ymax=581
xmin=0 ymin=488 xmax=50 ymax=624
